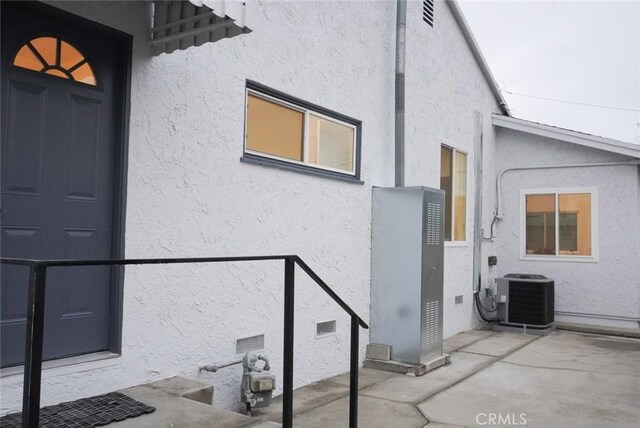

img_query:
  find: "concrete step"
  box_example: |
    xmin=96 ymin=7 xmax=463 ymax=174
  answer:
xmin=111 ymin=376 xmax=279 ymax=428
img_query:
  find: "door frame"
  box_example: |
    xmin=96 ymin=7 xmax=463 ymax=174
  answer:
xmin=6 ymin=1 xmax=134 ymax=357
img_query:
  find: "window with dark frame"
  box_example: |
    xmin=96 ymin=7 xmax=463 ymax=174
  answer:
xmin=440 ymin=145 xmax=467 ymax=241
xmin=243 ymin=82 xmax=362 ymax=181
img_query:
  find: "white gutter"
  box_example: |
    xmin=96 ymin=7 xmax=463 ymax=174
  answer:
xmin=446 ymin=1 xmax=509 ymax=116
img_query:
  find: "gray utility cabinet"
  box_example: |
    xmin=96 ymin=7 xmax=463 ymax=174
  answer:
xmin=370 ymin=187 xmax=445 ymax=365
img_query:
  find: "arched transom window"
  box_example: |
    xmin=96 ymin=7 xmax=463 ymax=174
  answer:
xmin=13 ymin=36 xmax=97 ymax=86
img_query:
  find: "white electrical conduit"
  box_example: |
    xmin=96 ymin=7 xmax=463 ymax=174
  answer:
xmin=494 ymin=160 xmax=640 ymax=223
xmin=490 ymin=160 xmax=640 ymax=327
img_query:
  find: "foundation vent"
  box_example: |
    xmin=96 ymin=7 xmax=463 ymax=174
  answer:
xmin=236 ymin=334 xmax=265 ymax=355
xmin=316 ymin=320 xmax=337 ymax=337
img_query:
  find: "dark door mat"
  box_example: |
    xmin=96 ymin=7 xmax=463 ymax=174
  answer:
xmin=0 ymin=392 xmax=155 ymax=428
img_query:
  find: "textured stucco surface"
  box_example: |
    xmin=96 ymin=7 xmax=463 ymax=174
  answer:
xmin=1 ymin=0 xmax=509 ymax=414
xmin=403 ymin=0 xmax=504 ymax=336
xmin=493 ymin=127 xmax=640 ymax=328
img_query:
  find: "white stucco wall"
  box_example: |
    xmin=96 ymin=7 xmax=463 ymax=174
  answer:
xmin=1 ymin=0 xmax=395 ymax=414
xmin=493 ymin=127 xmax=640 ymax=329
xmin=403 ymin=0 xmax=504 ymax=336
xmin=0 ymin=0 xmax=508 ymax=414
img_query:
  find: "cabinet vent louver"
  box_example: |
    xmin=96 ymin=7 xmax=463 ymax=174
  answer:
xmin=423 ymin=0 xmax=435 ymax=27
xmin=426 ymin=202 xmax=441 ymax=245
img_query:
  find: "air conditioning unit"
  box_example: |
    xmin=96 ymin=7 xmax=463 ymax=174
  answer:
xmin=496 ymin=274 xmax=555 ymax=332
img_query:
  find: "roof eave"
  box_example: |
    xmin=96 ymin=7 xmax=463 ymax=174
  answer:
xmin=446 ymin=0 xmax=510 ymax=116
xmin=492 ymin=114 xmax=640 ymax=159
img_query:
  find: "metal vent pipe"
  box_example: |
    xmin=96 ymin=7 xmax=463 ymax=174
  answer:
xmin=395 ymin=0 xmax=407 ymax=187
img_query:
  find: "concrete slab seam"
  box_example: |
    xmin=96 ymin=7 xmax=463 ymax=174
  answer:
xmin=282 ymin=370 xmax=405 ymax=421
xmin=455 ymin=349 xmax=501 ymax=358
xmin=446 ymin=331 xmax=498 ymax=353
xmin=423 ymin=420 xmax=472 ymax=428
xmin=496 ymin=360 xmax=619 ymax=374
xmin=416 ymin=336 xmax=542 ymax=424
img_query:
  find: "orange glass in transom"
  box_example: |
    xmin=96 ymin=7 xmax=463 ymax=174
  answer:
xmin=12 ymin=36 xmax=96 ymax=86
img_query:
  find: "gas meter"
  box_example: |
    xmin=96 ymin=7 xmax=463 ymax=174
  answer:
xmin=241 ymin=353 xmax=275 ymax=412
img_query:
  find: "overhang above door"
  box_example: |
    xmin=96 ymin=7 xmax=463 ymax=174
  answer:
xmin=150 ymin=0 xmax=251 ymax=55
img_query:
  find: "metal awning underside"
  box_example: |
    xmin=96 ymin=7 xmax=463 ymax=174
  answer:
xmin=150 ymin=0 xmax=251 ymax=56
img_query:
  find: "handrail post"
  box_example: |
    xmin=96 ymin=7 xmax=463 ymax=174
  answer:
xmin=349 ymin=316 xmax=359 ymax=428
xmin=282 ymin=257 xmax=295 ymax=428
xmin=0 ymin=255 xmax=369 ymax=427
xmin=22 ymin=263 xmax=47 ymax=428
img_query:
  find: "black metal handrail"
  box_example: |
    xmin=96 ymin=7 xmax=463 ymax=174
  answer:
xmin=0 ymin=255 xmax=369 ymax=428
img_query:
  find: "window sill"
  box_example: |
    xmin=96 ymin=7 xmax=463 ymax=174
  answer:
xmin=519 ymin=255 xmax=599 ymax=263
xmin=445 ymin=241 xmax=471 ymax=247
xmin=240 ymin=154 xmax=364 ymax=185
xmin=315 ymin=332 xmax=338 ymax=339
xmin=0 ymin=352 xmax=122 ymax=384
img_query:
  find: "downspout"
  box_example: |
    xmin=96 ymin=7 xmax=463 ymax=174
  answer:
xmin=395 ymin=0 xmax=407 ymax=187
xmin=472 ymin=111 xmax=483 ymax=292
xmin=638 ymin=165 xmax=640 ymax=326
xmin=490 ymin=160 xmax=640 ymax=237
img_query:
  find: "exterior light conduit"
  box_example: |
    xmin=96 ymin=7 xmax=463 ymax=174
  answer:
xmin=491 ymin=160 xmax=640 ymax=236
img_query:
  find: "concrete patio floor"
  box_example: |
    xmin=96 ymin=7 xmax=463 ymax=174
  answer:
xmin=116 ymin=328 xmax=640 ymax=427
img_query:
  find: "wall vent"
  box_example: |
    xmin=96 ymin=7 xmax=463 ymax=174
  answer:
xmin=316 ymin=320 xmax=337 ymax=337
xmin=423 ymin=0 xmax=435 ymax=27
xmin=236 ymin=334 xmax=265 ymax=355
xmin=455 ymin=295 xmax=464 ymax=304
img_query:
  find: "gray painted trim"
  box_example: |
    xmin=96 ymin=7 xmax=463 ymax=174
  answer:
xmin=245 ymin=80 xmax=363 ymax=131
xmin=240 ymin=155 xmax=364 ymax=184
xmin=445 ymin=1 xmax=510 ymax=116
xmin=110 ymin=32 xmax=133 ymax=356
xmin=244 ymin=80 xmax=363 ymax=182
xmin=0 ymin=352 xmax=120 ymax=379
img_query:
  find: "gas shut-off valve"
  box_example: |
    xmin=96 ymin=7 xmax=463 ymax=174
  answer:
xmin=241 ymin=353 xmax=275 ymax=412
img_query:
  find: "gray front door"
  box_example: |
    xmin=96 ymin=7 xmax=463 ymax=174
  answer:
xmin=1 ymin=2 xmax=128 ymax=367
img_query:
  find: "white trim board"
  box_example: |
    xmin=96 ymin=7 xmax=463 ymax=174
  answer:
xmin=519 ymin=187 xmax=599 ymax=263
xmin=492 ymin=114 xmax=640 ymax=159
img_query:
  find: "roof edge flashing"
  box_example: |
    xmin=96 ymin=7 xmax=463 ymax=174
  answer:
xmin=492 ymin=114 xmax=640 ymax=159
xmin=445 ymin=0 xmax=510 ymax=116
